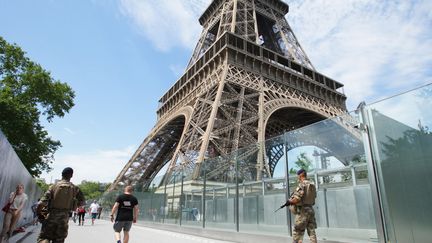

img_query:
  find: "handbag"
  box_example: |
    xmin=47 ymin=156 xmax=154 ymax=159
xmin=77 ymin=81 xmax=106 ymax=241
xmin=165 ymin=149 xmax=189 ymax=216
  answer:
xmin=1 ymin=193 xmax=16 ymax=213
xmin=2 ymin=202 xmax=12 ymax=213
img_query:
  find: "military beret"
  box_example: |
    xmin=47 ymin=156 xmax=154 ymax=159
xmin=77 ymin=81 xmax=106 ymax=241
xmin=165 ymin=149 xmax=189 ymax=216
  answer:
xmin=296 ymin=168 xmax=306 ymax=175
xmin=62 ymin=167 xmax=74 ymax=176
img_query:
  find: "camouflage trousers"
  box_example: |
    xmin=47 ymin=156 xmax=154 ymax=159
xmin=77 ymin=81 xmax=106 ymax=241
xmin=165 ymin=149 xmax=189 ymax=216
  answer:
xmin=292 ymin=206 xmax=317 ymax=243
xmin=37 ymin=211 xmax=69 ymax=243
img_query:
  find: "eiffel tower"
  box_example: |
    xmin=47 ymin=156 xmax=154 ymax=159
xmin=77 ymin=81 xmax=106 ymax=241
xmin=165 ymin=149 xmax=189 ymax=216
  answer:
xmin=109 ymin=0 xmax=347 ymax=191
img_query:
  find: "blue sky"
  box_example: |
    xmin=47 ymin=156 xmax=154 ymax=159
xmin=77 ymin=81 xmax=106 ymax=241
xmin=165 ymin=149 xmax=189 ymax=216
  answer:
xmin=0 ymin=0 xmax=431 ymax=183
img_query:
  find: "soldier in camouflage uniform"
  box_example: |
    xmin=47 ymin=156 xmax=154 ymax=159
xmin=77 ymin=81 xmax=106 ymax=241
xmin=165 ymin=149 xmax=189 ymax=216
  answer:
xmin=283 ymin=169 xmax=317 ymax=243
xmin=37 ymin=167 xmax=85 ymax=243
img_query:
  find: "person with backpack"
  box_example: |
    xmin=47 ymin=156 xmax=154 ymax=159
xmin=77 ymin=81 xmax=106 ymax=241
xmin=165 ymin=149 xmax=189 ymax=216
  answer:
xmin=281 ymin=169 xmax=317 ymax=243
xmin=36 ymin=167 xmax=85 ymax=243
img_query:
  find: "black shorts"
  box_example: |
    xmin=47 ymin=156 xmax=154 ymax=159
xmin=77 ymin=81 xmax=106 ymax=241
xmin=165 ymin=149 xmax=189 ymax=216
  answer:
xmin=113 ymin=221 xmax=132 ymax=232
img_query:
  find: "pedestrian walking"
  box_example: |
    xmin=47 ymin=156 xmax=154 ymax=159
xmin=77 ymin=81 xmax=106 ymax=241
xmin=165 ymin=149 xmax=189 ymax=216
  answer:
xmin=0 ymin=184 xmax=28 ymax=242
xmin=97 ymin=205 xmax=103 ymax=219
xmin=71 ymin=209 xmax=77 ymax=224
xmin=36 ymin=167 xmax=85 ymax=243
xmin=281 ymin=169 xmax=317 ymax=243
xmin=77 ymin=206 xmax=86 ymax=226
xmin=89 ymin=200 xmax=100 ymax=225
xmin=31 ymin=199 xmax=40 ymax=225
xmin=110 ymin=186 xmax=139 ymax=243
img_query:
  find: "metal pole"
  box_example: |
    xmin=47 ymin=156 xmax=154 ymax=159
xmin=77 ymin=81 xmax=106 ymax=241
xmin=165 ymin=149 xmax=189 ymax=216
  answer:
xmin=179 ymin=169 xmax=185 ymax=226
xmin=172 ymin=173 xmax=176 ymax=223
xmin=358 ymin=102 xmax=387 ymax=243
xmin=351 ymin=166 xmax=357 ymax=187
xmin=256 ymin=195 xmax=259 ymax=224
xmin=323 ymin=188 xmax=329 ymax=228
xmin=163 ymin=176 xmax=168 ymax=224
xmin=202 ymin=161 xmax=207 ymax=228
xmin=235 ymin=155 xmax=240 ymax=232
xmin=284 ymin=132 xmax=292 ymax=236
xmin=150 ymin=187 xmax=154 ymax=222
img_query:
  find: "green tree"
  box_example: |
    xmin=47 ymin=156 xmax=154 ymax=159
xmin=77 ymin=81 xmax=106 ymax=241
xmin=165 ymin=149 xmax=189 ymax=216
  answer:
xmin=0 ymin=36 xmax=75 ymax=176
xmin=341 ymin=154 xmax=368 ymax=182
xmin=78 ymin=181 xmax=105 ymax=201
xmin=289 ymin=152 xmax=313 ymax=174
xmin=35 ymin=178 xmax=50 ymax=192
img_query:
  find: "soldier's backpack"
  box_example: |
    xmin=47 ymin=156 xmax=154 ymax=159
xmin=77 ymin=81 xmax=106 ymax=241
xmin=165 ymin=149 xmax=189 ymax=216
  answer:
xmin=302 ymin=181 xmax=317 ymax=205
xmin=50 ymin=181 xmax=76 ymax=210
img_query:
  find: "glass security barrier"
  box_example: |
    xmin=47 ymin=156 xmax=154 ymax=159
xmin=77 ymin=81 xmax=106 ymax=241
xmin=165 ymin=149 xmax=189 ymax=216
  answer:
xmin=364 ymin=84 xmax=432 ymax=243
xmin=0 ymin=130 xmax=42 ymax=229
xmin=99 ymin=83 xmax=432 ymax=243
xmin=285 ymin=113 xmax=378 ymax=242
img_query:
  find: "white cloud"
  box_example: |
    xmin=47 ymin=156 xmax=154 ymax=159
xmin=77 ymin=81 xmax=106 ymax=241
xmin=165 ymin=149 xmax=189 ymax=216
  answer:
xmin=64 ymin=127 xmax=75 ymax=135
xmin=40 ymin=146 xmax=136 ymax=184
xmin=285 ymin=0 xmax=432 ymax=108
xmin=118 ymin=0 xmax=432 ymax=108
xmin=119 ymin=0 xmax=204 ymax=51
xmin=169 ymin=64 xmax=186 ymax=78
xmin=369 ymin=84 xmax=432 ymax=130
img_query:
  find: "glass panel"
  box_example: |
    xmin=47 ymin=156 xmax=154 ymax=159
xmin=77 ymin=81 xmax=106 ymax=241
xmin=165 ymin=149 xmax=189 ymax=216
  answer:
xmin=366 ymin=84 xmax=432 ymax=243
xmin=238 ymin=135 xmax=290 ymax=236
xmin=162 ymin=171 xmax=182 ymax=224
xmin=203 ymin=154 xmax=238 ymax=232
xmin=149 ymin=175 xmax=168 ymax=223
xmin=286 ymin=113 xmax=378 ymax=242
xmin=181 ymin=163 xmax=204 ymax=227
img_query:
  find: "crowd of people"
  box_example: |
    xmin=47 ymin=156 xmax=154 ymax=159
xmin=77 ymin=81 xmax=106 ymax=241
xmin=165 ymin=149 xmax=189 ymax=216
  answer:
xmin=72 ymin=200 xmax=103 ymax=226
xmin=1 ymin=167 xmax=139 ymax=243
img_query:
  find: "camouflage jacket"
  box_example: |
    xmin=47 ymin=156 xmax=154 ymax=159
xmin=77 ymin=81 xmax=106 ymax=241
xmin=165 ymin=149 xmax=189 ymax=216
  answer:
xmin=40 ymin=179 xmax=85 ymax=211
xmin=291 ymin=179 xmax=313 ymax=205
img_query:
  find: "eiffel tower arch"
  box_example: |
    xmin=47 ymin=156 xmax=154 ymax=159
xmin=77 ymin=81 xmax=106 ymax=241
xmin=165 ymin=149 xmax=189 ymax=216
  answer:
xmin=109 ymin=0 xmax=347 ymax=191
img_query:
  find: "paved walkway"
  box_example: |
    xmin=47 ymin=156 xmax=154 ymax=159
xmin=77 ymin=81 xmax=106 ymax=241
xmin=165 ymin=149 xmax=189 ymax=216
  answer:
xmin=8 ymin=220 xmax=234 ymax=243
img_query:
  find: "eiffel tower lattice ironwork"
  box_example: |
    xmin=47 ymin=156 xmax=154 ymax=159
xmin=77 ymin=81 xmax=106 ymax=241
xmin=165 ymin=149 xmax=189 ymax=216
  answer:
xmin=109 ymin=0 xmax=347 ymax=191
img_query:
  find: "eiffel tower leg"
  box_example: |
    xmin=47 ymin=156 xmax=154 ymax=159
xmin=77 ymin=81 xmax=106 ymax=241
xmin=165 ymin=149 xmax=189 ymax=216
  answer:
xmin=193 ymin=65 xmax=229 ymax=179
xmin=230 ymin=0 xmax=238 ymax=33
xmin=257 ymin=79 xmax=265 ymax=180
xmin=252 ymin=0 xmax=259 ymax=44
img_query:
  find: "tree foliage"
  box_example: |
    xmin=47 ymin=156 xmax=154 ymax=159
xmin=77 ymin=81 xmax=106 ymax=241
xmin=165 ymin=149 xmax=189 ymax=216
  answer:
xmin=341 ymin=154 xmax=368 ymax=182
xmin=78 ymin=181 xmax=110 ymax=201
xmin=0 ymin=36 xmax=75 ymax=176
xmin=35 ymin=178 xmax=51 ymax=193
xmin=382 ymin=123 xmax=432 ymax=163
xmin=289 ymin=152 xmax=313 ymax=174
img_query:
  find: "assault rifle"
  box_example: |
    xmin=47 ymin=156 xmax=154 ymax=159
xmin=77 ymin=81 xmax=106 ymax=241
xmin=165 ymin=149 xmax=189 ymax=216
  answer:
xmin=274 ymin=191 xmax=294 ymax=212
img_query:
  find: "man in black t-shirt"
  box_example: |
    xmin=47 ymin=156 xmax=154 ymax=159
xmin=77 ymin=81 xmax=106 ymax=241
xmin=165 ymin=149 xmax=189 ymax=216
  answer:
xmin=110 ymin=186 xmax=139 ymax=243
